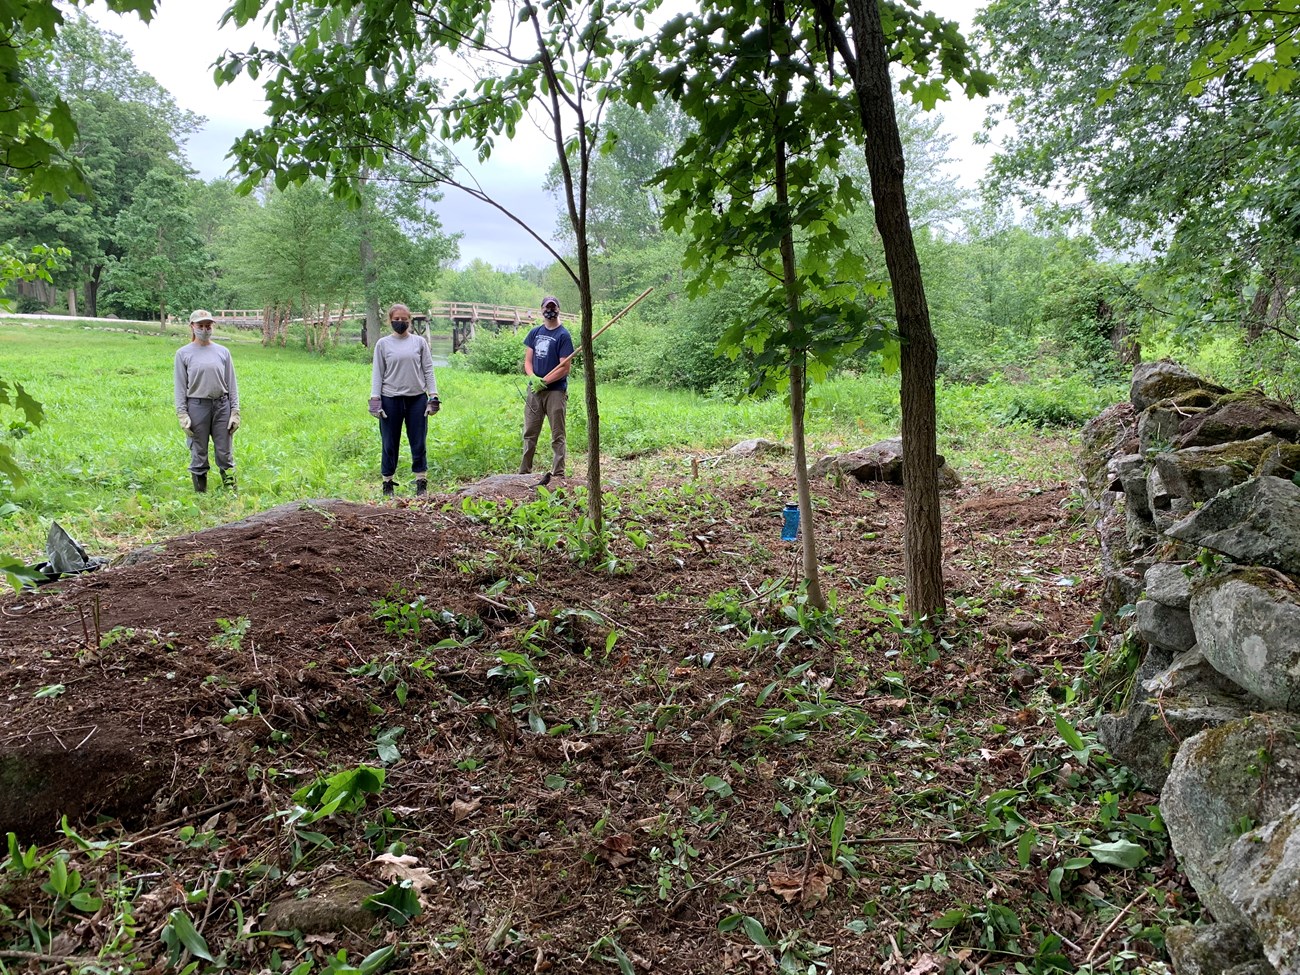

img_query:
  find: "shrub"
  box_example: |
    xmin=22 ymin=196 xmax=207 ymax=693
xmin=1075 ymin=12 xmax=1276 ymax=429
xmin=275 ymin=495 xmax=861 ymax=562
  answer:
xmin=464 ymin=328 xmax=525 ymax=376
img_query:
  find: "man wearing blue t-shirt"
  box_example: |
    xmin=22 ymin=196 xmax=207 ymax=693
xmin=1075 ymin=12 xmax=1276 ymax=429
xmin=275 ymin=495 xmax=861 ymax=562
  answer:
xmin=520 ymin=295 xmax=575 ymax=477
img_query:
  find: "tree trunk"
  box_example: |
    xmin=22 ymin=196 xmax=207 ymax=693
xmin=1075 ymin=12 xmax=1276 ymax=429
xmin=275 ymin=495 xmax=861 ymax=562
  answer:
xmin=67 ymin=288 xmax=77 ymax=317
xmin=86 ymin=264 xmax=102 ymax=318
xmin=843 ymin=0 xmax=945 ymax=620
xmin=359 ymin=173 xmax=380 ymax=348
xmin=772 ymin=26 xmax=826 ymax=611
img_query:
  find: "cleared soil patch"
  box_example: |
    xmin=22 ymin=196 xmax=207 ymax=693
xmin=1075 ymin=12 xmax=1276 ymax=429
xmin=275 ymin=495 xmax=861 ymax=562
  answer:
xmin=0 ymin=466 xmax=1186 ymax=974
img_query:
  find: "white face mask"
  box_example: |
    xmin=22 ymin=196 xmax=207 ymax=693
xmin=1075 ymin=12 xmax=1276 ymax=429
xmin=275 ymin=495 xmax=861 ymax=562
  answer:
xmin=193 ymin=327 xmax=212 ymax=341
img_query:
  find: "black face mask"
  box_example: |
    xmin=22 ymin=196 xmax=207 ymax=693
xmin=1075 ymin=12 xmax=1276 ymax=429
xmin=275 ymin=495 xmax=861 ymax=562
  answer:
xmin=543 ymin=308 xmax=558 ymax=321
xmin=391 ymin=319 xmax=409 ymax=333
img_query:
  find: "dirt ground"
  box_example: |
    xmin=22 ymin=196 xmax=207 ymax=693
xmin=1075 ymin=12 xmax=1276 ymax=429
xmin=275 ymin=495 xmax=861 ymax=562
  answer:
xmin=0 ymin=461 xmax=1182 ymax=974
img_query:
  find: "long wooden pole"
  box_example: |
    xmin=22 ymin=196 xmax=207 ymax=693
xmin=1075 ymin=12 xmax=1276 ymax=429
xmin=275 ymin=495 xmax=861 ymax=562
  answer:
xmin=560 ymin=286 xmax=654 ymax=364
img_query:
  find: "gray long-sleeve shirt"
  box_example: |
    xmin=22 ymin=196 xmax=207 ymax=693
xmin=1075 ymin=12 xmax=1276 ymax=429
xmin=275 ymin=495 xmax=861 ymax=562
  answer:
xmin=371 ymin=333 xmax=437 ymax=398
xmin=174 ymin=342 xmax=240 ymax=414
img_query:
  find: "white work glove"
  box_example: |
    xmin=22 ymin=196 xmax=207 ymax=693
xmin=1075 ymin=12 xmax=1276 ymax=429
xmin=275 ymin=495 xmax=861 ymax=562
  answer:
xmin=368 ymin=397 xmax=387 ymax=419
xmin=177 ymin=412 xmax=192 ymax=433
xmin=426 ymin=396 xmax=440 ymax=416
xmin=228 ymin=411 xmax=240 ymax=433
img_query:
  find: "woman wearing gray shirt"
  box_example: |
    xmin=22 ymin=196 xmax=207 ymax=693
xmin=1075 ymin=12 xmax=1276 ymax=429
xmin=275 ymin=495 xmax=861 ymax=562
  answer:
xmin=174 ymin=309 xmax=240 ymax=493
xmin=369 ymin=303 xmax=439 ymax=496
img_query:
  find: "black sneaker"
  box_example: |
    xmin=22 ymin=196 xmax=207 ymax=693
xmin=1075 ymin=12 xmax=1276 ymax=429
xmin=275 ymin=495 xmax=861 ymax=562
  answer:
xmin=382 ymin=480 xmax=394 ymax=497
xmin=415 ymin=478 xmax=428 ymax=497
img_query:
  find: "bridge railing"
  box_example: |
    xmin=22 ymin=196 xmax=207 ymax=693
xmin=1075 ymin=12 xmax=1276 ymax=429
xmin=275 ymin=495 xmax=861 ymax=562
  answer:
xmin=209 ymin=303 xmax=580 ymax=330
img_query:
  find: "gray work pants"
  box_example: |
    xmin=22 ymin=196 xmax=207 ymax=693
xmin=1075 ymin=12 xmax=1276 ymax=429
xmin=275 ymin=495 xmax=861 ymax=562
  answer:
xmin=520 ymin=388 xmax=567 ymax=476
xmin=186 ymin=395 xmax=235 ymax=476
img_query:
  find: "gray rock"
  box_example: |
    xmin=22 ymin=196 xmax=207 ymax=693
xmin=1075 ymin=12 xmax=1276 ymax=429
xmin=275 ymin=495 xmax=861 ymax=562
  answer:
xmin=727 ymin=438 xmax=791 ymax=458
xmin=1175 ymin=392 xmax=1300 ymax=450
xmin=1145 ymin=562 xmax=1194 ymax=609
xmin=1190 ymin=568 xmax=1300 ymax=709
xmin=1153 ymin=434 xmax=1285 ymax=505
xmin=1130 ymin=360 xmax=1224 ymax=413
xmin=1148 ymin=466 xmax=1173 ymax=515
xmin=1168 ymin=477 xmax=1300 ymax=577
xmin=1081 ymin=402 xmax=1139 ymax=497
xmin=1162 ymin=714 xmax=1300 ymax=925
xmin=808 ymin=439 xmax=957 ymax=490
xmin=1112 ymin=453 xmax=1151 ymax=521
xmin=1165 ymin=923 xmax=1268 ymax=975
xmin=1256 ymin=443 xmax=1300 ymax=481
xmin=1214 ymin=798 xmax=1300 ymax=975
xmin=1099 ymin=689 xmax=1259 ymax=793
xmin=262 ymin=878 xmax=382 ymax=934
xmin=1136 ymin=598 xmax=1196 ymax=653
xmin=1139 ymin=401 xmax=1193 ymax=456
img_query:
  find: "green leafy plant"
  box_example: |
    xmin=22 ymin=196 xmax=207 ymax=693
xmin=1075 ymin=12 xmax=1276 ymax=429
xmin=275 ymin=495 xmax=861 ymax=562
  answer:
xmin=290 ymin=766 xmax=386 ymax=824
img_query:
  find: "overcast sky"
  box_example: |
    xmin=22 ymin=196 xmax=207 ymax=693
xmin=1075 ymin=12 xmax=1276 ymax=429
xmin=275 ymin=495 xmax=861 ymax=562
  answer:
xmin=89 ymin=0 xmax=993 ymax=269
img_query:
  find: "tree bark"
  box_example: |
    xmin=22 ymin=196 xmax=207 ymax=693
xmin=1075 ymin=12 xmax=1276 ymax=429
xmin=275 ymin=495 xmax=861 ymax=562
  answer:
xmin=843 ymin=0 xmax=945 ymax=620
xmin=772 ymin=10 xmax=826 ymax=610
xmin=358 ymin=171 xmax=379 ymax=348
xmin=86 ymin=264 xmax=102 ymax=318
xmin=67 ymin=288 xmax=77 ymax=317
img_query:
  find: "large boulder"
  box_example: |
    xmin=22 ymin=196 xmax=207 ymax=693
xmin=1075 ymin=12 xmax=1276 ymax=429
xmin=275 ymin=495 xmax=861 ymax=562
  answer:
xmin=809 ymin=439 xmax=960 ymax=490
xmin=1162 ymin=714 xmax=1300 ymax=925
xmin=727 ymin=438 xmax=790 ymax=458
xmin=1213 ymin=799 xmax=1300 ymax=974
xmin=1168 ymin=476 xmax=1300 ymax=577
xmin=1130 ymin=360 xmax=1228 ymax=413
xmin=1189 ymin=568 xmax=1300 ymax=710
xmin=1174 ymin=391 xmax=1300 ymax=450
xmin=1152 ymin=434 xmax=1286 ymax=505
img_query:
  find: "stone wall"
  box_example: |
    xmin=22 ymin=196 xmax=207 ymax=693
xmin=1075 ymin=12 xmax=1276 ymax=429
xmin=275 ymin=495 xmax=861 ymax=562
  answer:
xmin=1080 ymin=360 xmax=1300 ymax=975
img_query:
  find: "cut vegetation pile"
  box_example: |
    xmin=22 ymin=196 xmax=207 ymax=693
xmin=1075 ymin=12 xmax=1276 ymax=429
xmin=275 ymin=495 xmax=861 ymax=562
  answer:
xmin=0 ymin=465 xmax=1188 ymax=974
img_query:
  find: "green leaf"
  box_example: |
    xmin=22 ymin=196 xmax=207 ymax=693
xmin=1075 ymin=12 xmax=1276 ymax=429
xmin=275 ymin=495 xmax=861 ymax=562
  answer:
xmin=363 ymin=881 xmax=421 ymax=925
xmin=1088 ymin=839 xmax=1147 ymax=869
xmin=165 ymin=909 xmax=215 ymax=961
xmin=931 ymin=907 xmax=967 ymax=929
xmin=741 ymin=915 xmax=772 ymax=948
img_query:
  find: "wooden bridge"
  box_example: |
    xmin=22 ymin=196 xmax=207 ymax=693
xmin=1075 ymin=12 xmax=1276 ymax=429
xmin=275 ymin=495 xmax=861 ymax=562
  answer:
xmin=211 ymin=302 xmax=577 ymax=332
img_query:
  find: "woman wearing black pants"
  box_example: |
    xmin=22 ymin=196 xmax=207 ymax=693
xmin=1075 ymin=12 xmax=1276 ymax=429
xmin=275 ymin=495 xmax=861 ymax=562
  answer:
xmin=369 ymin=303 xmax=439 ymax=496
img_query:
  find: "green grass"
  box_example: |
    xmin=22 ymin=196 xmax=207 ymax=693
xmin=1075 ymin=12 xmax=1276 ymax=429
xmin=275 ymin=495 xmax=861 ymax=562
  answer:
xmin=0 ymin=321 xmax=1121 ymax=558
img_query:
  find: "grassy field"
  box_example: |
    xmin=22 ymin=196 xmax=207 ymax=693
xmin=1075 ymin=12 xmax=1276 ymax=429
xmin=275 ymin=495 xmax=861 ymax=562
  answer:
xmin=0 ymin=320 xmax=1122 ymax=559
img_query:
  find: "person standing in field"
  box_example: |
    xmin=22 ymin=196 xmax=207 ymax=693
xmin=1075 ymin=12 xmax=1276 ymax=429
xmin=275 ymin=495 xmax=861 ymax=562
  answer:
xmin=174 ymin=309 xmax=240 ymax=493
xmin=520 ymin=295 xmax=573 ymax=478
xmin=369 ymin=302 xmax=439 ymax=497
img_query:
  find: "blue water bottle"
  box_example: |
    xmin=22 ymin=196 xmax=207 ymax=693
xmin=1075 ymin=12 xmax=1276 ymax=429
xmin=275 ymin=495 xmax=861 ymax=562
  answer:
xmin=781 ymin=501 xmax=800 ymax=542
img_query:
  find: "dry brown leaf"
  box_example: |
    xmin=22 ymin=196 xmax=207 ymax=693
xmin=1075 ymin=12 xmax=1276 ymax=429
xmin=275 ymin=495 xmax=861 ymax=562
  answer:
xmin=595 ymin=833 xmax=638 ymax=868
xmin=767 ymin=862 xmax=835 ymax=906
xmin=902 ymin=954 xmax=946 ymax=975
xmin=451 ymin=798 xmax=482 ymax=822
xmin=371 ymin=852 xmax=437 ymax=892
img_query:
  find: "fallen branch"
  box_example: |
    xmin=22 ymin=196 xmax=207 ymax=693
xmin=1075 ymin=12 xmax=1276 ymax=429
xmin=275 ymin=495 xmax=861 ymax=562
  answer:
xmin=1085 ymin=887 xmax=1150 ymax=963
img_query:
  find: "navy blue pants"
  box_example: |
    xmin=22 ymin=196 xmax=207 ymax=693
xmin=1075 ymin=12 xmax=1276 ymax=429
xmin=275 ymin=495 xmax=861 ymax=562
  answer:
xmin=378 ymin=393 xmax=428 ymax=478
